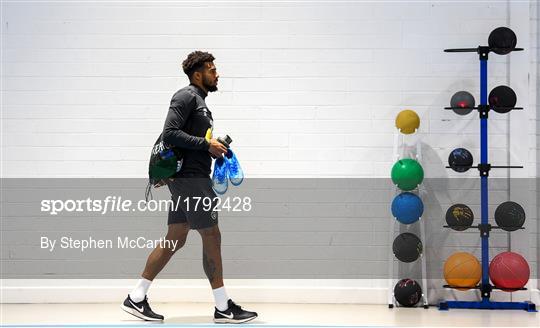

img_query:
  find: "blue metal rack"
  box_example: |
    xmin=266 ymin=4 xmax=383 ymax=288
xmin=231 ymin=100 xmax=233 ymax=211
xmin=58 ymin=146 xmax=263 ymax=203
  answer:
xmin=438 ymin=45 xmax=536 ymax=312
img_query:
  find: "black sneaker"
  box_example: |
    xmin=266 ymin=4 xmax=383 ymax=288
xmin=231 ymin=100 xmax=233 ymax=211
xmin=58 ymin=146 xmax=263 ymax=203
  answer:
xmin=121 ymin=294 xmax=164 ymax=321
xmin=214 ymin=299 xmax=257 ymax=324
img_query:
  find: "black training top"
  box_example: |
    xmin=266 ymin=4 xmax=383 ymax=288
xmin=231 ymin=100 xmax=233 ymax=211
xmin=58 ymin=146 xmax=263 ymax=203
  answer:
xmin=162 ymin=84 xmax=214 ymax=177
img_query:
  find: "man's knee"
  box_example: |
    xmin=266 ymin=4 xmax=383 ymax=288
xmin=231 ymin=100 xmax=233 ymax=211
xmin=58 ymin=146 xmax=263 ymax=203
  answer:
xmin=171 ymin=236 xmax=187 ymax=250
xmin=197 ymin=225 xmax=221 ymax=240
xmin=165 ymin=223 xmax=189 ymax=253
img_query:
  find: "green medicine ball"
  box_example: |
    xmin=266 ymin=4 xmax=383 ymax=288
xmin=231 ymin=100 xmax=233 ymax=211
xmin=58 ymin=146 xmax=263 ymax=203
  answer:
xmin=391 ymin=158 xmax=424 ymax=191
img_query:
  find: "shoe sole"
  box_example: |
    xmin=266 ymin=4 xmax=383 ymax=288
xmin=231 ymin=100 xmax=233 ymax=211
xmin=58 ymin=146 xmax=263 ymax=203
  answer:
xmin=120 ymin=304 xmax=163 ymax=321
xmin=229 ymin=178 xmax=243 ymax=186
xmin=212 ymin=178 xmax=228 ymax=194
xmin=214 ymin=315 xmax=257 ymax=324
xmin=224 ymin=156 xmax=243 ymax=186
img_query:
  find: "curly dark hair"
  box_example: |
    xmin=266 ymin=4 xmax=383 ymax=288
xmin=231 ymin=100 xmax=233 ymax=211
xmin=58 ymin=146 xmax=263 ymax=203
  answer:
xmin=182 ymin=51 xmax=215 ymax=79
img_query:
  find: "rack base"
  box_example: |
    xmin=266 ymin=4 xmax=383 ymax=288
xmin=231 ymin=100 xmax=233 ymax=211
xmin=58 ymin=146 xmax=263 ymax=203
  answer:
xmin=439 ymin=300 xmax=537 ymax=312
xmin=389 ymin=304 xmax=429 ymax=309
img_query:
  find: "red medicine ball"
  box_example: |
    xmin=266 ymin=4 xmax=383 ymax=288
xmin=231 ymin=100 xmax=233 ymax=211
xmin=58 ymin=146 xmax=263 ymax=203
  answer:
xmin=489 ymin=252 xmax=530 ymax=291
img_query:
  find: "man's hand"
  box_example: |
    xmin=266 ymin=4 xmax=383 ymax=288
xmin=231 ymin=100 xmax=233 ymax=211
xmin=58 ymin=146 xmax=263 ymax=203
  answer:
xmin=208 ymin=138 xmax=228 ymax=158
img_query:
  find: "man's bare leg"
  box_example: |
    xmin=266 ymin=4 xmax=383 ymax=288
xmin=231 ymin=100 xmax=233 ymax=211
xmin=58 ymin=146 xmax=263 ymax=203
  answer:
xmin=141 ymin=222 xmax=190 ymax=281
xmin=122 ymin=223 xmax=189 ymax=321
xmin=198 ymin=225 xmax=224 ymax=289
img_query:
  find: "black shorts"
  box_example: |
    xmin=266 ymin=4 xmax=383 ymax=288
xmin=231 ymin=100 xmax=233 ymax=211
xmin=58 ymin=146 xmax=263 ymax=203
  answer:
xmin=166 ymin=177 xmax=219 ymax=229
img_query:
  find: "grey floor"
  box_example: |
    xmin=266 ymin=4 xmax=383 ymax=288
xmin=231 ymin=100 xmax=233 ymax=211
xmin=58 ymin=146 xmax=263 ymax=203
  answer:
xmin=1 ymin=302 xmax=539 ymax=326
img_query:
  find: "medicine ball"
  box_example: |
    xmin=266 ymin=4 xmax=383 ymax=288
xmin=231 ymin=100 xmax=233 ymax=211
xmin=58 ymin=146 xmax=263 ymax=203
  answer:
xmin=391 ymin=159 xmax=424 ymax=191
xmin=488 ymin=27 xmax=517 ymax=55
xmin=489 ymin=85 xmax=517 ymax=113
xmin=444 ymin=252 xmax=481 ymax=290
xmin=448 ymin=148 xmax=473 ymax=173
xmin=489 ymin=251 xmax=530 ymax=291
xmin=394 ymin=279 xmax=422 ymax=307
xmin=445 ymin=204 xmax=474 ymax=231
xmin=391 ymin=192 xmax=424 ymax=224
xmin=392 ymin=232 xmax=423 ymax=263
xmin=494 ymin=201 xmax=525 ymax=231
xmin=450 ymin=91 xmax=475 ymax=115
xmin=395 ymin=110 xmax=420 ymax=134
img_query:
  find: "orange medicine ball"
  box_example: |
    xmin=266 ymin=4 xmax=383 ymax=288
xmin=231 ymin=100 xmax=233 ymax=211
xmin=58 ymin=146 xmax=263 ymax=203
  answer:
xmin=444 ymin=252 xmax=482 ymax=291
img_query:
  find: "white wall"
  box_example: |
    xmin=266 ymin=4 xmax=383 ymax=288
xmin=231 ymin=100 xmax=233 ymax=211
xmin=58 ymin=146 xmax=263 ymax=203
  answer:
xmin=530 ymin=0 xmax=540 ymax=299
xmin=1 ymin=0 xmax=538 ymax=304
xmin=2 ymin=1 xmax=534 ymax=179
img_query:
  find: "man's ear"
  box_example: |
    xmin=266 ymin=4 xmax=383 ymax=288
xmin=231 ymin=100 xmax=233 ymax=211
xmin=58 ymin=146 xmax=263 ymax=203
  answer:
xmin=192 ymin=71 xmax=201 ymax=82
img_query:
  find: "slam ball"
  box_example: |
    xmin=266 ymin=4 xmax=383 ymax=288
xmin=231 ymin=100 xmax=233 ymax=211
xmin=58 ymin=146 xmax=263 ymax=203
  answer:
xmin=488 ymin=27 xmax=517 ymax=55
xmin=450 ymin=91 xmax=475 ymax=115
xmin=395 ymin=110 xmax=420 ymax=134
xmin=391 ymin=192 xmax=424 ymax=224
xmin=391 ymin=159 xmax=424 ymax=191
xmin=394 ymin=279 xmax=422 ymax=307
xmin=392 ymin=233 xmax=423 ymax=263
xmin=444 ymin=252 xmax=481 ymax=290
xmin=489 ymin=252 xmax=530 ymax=291
xmin=489 ymin=86 xmax=517 ymax=113
xmin=494 ymin=201 xmax=525 ymax=232
xmin=448 ymin=148 xmax=473 ymax=173
xmin=445 ymin=204 xmax=474 ymax=231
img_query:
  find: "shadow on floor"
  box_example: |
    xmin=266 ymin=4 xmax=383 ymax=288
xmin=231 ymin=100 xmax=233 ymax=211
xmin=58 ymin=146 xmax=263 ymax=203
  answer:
xmin=166 ymin=316 xmax=265 ymax=324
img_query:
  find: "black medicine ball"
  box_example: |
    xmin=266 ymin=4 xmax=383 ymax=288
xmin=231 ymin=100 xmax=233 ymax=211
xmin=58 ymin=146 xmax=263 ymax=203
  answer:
xmin=448 ymin=148 xmax=473 ymax=173
xmin=488 ymin=27 xmax=517 ymax=55
xmin=489 ymin=86 xmax=517 ymax=114
xmin=495 ymin=201 xmax=525 ymax=232
xmin=446 ymin=204 xmax=474 ymax=231
xmin=450 ymin=91 xmax=475 ymax=116
xmin=394 ymin=279 xmax=422 ymax=307
xmin=392 ymin=233 xmax=422 ymax=263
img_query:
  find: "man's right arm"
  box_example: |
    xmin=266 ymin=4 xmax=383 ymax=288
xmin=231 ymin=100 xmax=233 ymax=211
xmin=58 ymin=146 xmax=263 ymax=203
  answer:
xmin=162 ymin=96 xmax=210 ymax=150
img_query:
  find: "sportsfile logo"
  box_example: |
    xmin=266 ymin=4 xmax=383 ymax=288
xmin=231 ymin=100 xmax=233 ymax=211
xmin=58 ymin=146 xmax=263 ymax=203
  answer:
xmin=40 ymin=196 xmax=252 ymax=215
xmin=41 ymin=196 xmax=162 ymax=215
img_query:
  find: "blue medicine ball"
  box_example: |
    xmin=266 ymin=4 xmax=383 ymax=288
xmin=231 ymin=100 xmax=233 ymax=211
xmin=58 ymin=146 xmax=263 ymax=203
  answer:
xmin=391 ymin=192 xmax=424 ymax=224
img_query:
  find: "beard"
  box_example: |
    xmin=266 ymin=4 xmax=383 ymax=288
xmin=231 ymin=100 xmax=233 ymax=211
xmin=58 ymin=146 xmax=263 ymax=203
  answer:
xmin=203 ymin=76 xmax=218 ymax=92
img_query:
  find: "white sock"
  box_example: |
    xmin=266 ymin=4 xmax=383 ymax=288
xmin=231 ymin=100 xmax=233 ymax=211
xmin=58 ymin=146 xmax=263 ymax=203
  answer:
xmin=213 ymin=286 xmax=229 ymax=311
xmin=129 ymin=278 xmax=152 ymax=303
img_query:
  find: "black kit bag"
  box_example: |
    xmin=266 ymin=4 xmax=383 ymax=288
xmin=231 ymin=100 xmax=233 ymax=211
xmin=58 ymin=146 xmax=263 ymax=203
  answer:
xmin=145 ymin=133 xmax=183 ymax=200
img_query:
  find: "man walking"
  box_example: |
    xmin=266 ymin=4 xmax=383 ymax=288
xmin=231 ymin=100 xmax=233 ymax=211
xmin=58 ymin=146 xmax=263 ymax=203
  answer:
xmin=121 ymin=51 xmax=257 ymax=324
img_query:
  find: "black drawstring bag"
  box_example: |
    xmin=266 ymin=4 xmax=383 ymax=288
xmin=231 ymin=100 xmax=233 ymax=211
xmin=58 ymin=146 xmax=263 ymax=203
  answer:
xmin=145 ymin=133 xmax=183 ymax=201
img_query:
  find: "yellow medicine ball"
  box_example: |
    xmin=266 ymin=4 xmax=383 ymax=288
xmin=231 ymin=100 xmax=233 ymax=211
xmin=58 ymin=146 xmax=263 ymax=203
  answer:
xmin=395 ymin=110 xmax=420 ymax=134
